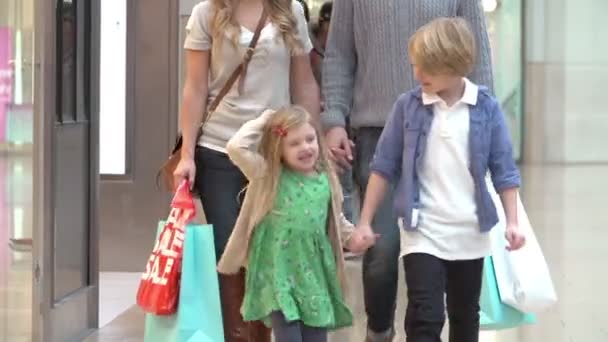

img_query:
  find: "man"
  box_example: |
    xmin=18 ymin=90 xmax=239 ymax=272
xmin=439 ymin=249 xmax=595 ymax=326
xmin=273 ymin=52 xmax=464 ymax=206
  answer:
xmin=310 ymin=1 xmax=358 ymax=260
xmin=321 ymin=1 xmax=494 ymax=340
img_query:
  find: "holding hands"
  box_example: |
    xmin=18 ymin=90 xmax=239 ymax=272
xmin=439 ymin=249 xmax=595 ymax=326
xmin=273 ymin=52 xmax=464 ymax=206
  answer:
xmin=345 ymin=223 xmax=380 ymax=254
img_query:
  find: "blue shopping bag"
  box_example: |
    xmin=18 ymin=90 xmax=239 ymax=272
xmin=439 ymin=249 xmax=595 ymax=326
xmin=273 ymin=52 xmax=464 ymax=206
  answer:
xmin=144 ymin=220 xmax=224 ymax=342
xmin=480 ymin=256 xmax=536 ymax=330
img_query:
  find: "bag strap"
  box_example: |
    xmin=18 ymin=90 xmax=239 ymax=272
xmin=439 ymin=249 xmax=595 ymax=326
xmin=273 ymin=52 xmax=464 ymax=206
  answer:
xmin=201 ymin=10 xmax=268 ymax=127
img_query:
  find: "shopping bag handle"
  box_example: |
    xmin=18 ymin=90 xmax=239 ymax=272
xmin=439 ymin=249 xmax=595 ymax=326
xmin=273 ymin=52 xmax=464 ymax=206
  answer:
xmin=173 ymin=180 xmax=208 ymax=225
xmin=171 ymin=180 xmax=195 ymax=209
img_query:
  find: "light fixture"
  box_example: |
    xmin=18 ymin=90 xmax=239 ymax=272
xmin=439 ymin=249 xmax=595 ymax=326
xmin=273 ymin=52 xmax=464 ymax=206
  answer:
xmin=482 ymin=0 xmax=499 ymax=12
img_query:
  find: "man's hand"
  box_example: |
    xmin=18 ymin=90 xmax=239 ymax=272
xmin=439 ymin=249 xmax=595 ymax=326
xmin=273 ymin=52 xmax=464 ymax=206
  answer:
xmin=326 ymin=126 xmax=354 ymax=173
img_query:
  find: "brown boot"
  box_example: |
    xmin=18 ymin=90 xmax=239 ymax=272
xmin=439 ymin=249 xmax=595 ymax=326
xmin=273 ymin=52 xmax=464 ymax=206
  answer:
xmin=219 ymin=271 xmax=271 ymax=342
xmin=249 ymin=319 xmax=272 ymax=342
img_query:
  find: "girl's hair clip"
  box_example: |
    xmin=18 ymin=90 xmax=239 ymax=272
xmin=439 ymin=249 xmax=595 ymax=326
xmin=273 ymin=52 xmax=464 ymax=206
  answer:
xmin=272 ymin=125 xmax=288 ymax=137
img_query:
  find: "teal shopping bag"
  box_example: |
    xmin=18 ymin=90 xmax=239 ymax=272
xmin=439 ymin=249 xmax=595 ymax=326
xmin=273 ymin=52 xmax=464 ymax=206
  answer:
xmin=480 ymin=256 xmax=536 ymax=330
xmin=144 ymin=221 xmax=224 ymax=342
xmin=177 ymin=222 xmax=224 ymax=341
xmin=145 ymin=313 xmax=178 ymax=342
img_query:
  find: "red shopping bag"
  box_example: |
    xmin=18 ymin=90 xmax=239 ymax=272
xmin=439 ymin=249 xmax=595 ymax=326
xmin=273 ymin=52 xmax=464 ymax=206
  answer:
xmin=136 ymin=181 xmax=196 ymax=315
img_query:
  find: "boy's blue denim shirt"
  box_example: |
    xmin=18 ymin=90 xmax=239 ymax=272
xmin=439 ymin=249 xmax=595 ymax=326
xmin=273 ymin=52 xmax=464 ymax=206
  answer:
xmin=370 ymin=86 xmax=521 ymax=232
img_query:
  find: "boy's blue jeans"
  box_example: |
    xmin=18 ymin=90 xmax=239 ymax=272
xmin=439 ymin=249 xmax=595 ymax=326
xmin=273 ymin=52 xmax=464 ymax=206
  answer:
xmin=350 ymin=128 xmax=401 ymax=334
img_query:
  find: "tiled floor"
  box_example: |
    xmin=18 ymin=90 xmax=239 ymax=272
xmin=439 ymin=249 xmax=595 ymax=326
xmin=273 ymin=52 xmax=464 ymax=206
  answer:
xmin=98 ymin=272 xmax=141 ymax=327
xmin=86 ymin=165 xmax=608 ymax=341
xmin=2 ymin=152 xmax=608 ymax=341
xmin=85 ymin=260 xmax=518 ymax=342
xmin=1 ymin=154 xmax=33 ymax=342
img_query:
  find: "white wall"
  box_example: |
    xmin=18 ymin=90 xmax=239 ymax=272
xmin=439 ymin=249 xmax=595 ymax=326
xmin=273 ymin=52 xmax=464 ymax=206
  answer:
xmin=524 ymin=0 xmax=608 ymax=163
xmin=562 ymin=0 xmax=608 ymax=162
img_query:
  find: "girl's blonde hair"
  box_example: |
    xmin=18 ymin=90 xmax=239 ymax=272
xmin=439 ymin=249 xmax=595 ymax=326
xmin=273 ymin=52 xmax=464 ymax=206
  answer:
xmin=209 ymin=0 xmax=304 ymax=59
xmin=255 ymin=105 xmax=333 ymax=219
xmin=408 ymin=17 xmax=476 ymax=76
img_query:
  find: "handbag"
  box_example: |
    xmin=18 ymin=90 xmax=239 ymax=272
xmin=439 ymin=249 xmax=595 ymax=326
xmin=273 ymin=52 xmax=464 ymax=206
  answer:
xmin=158 ymin=10 xmax=269 ymax=191
xmin=137 ymin=181 xmax=197 ymax=315
xmin=144 ymin=191 xmax=224 ymax=341
xmin=480 ymin=256 xmax=536 ymax=330
xmin=486 ymin=177 xmax=557 ymax=313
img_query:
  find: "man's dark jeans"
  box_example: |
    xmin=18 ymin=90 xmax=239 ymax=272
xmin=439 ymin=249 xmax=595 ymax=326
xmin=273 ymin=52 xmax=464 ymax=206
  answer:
xmin=353 ymin=128 xmax=401 ymax=334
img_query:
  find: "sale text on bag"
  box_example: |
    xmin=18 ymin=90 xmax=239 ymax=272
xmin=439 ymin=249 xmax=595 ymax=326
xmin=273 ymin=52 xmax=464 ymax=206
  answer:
xmin=141 ymin=207 xmax=194 ymax=285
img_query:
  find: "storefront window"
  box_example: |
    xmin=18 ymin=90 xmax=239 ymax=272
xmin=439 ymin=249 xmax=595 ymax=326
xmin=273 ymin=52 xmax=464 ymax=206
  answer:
xmin=0 ymin=0 xmax=34 ymax=148
xmin=484 ymin=0 xmax=524 ymax=161
xmin=0 ymin=0 xmax=35 ymax=341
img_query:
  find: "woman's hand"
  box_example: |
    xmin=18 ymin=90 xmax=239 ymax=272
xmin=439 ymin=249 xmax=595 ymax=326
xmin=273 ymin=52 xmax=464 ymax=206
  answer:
xmin=173 ymin=157 xmax=196 ymax=190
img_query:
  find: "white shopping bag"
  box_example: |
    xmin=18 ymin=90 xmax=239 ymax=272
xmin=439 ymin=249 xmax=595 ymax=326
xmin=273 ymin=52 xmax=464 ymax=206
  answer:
xmin=486 ymin=178 xmax=557 ymax=313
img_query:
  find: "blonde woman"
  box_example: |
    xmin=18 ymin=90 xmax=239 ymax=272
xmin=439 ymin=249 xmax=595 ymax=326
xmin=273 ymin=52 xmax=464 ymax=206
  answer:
xmin=172 ymin=1 xmax=320 ymax=341
xmin=218 ymin=106 xmax=372 ymax=342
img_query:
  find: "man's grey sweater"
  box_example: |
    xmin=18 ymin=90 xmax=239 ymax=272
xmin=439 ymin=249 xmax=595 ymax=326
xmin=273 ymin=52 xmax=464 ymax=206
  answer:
xmin=321 ymin=0 xmax=494 ymax=129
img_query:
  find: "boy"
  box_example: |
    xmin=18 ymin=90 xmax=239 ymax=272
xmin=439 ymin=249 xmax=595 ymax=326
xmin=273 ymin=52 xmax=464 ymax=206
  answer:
xmin=353 ymin=18 xmax=525 ymax=341
xmin=322 ymin=2 xmax=494 ymax=339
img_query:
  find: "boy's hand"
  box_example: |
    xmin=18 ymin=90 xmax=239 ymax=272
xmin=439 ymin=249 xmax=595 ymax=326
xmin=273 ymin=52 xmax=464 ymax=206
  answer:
xmin=347 ymin=224 xmax=379 ymax=253
xmin=505 ymin=224 xmax=526 ymax=251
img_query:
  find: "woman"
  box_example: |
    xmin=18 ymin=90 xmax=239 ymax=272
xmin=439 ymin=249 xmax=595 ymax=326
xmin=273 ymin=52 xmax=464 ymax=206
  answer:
xmin=173 ymin=0 xmax=320 ymax=341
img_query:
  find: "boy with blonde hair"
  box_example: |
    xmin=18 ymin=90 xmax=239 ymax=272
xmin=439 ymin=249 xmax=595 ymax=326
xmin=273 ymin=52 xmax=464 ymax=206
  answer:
xmin=352 ymin=18 xmax=525 ymax=341
xmin=322 ymin=1 xmax=494 ymax=339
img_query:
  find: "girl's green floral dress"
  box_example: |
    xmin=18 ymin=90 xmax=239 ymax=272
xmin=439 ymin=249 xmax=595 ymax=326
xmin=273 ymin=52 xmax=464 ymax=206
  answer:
xmin=241 ymin=168 xmax=353 ymax=329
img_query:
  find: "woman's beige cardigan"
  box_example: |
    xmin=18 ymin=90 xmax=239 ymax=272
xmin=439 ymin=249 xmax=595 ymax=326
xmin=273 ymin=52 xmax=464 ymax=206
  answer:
xmin=216 ymin=110 xmax=354 ymax=289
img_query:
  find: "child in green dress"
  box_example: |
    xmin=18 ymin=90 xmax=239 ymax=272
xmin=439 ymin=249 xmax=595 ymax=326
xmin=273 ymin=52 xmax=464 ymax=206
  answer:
xmin=217 ymin=106 xmax=374 ymax=342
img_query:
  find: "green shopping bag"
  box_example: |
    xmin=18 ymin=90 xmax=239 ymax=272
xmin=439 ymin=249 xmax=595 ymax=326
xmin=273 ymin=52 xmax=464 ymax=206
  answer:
xmin=144 ymin=200 xmax=224 ymax=341
xmin=480 ymin=256 xmax=536 ymax=330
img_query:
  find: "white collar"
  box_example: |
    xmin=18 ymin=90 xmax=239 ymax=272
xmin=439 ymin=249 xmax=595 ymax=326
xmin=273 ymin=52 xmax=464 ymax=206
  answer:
xmin=422 ymin=78 xmax=479 ymax=106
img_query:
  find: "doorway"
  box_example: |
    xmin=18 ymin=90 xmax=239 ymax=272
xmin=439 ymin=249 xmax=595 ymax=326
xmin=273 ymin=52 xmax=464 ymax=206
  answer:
xmin=96 ymin=0 xmax=180 ymax=330
xmin=32 ymin=0 xmax=101 ymax=340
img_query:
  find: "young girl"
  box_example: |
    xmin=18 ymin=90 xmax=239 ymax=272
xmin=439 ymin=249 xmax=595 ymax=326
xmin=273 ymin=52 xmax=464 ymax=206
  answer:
xmin=217 ymin=106 xmax=371 ymax=341
xmin=353 ymin=18 xmax=526 ymax=341
xmin=172 ymin=0 xmax=319 ymax=340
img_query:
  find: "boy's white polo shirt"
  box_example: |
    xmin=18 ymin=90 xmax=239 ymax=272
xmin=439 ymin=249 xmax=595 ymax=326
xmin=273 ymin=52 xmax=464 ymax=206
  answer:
xmin=399 ymin=78 xmax=492 ymax=261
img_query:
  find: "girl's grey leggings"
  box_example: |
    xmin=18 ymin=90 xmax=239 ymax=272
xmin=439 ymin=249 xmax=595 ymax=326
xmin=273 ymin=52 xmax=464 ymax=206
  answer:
xmin=270 ymin=311 xmax=328 ymax=342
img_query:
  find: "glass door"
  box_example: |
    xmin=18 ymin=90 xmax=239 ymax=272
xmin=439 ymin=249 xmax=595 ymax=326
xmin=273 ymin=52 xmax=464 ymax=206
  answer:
xmin=33 ymin=0 xmax=100 ymax=340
